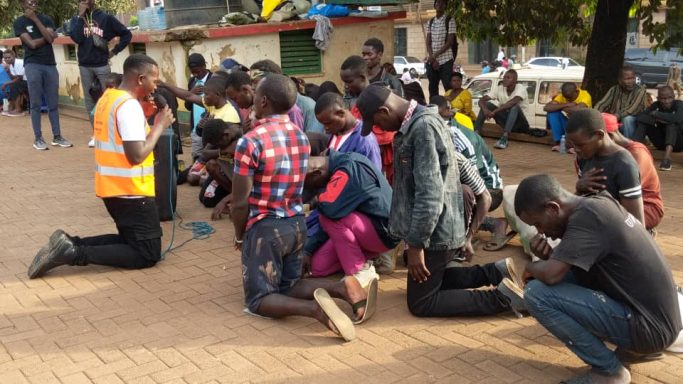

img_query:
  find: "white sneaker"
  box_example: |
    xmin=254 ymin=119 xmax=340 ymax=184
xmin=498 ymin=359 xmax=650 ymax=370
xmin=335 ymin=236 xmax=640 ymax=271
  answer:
xmin=88 ymin=137 xmax=95 ymax=148
xmin=349 ymin=262 xmax=379 ymax=289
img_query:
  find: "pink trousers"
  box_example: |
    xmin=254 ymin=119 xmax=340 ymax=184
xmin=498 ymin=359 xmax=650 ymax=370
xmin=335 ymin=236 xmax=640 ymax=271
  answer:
xmin=310 ymin=211 xmax=390 ymax=277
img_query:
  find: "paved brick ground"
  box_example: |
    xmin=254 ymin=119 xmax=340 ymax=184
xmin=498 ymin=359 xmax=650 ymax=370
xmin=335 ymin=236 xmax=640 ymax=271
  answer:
xmin=1 ymin=111 xmax=682 ymax=383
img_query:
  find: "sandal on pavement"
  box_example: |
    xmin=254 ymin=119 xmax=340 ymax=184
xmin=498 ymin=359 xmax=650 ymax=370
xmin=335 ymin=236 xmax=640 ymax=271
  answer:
xmin=352 ymin=278 xmax=378 ymax=325
xmin=313 ymin=288 xmax=356 ymax=342
xmin=484 ymin=231 xmax=516 ymax=251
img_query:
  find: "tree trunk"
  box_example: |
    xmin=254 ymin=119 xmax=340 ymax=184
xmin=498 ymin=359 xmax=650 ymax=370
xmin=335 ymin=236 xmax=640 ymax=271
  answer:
xmin=583 ymin=0 xmax=635 ymax=103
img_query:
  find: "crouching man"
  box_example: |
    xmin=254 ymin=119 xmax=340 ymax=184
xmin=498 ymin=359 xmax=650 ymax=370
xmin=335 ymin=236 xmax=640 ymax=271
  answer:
xmin=516 ymin=174 xmax=681 ymax=384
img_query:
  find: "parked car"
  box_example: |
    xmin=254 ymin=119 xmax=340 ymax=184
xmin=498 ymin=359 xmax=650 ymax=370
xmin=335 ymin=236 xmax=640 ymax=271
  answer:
xmin=466 ymin=67 xmax=585 ymax=129
xmin=394 ymin=56 xmax=426 ymax=77
xmin=524 ymin=57 xmax=584 ymax=70
xmin=624 ymin=48 xmax=682 ymax=88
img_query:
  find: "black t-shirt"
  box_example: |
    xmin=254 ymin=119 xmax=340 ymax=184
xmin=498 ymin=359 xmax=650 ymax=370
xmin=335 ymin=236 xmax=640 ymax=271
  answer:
xmin=552 ymin=194 xmax=681 ymax=353
xmin=576 ymin=149 xmax=642 ymax=200
xmin=13 ymin=14 xmax=56 ymax=65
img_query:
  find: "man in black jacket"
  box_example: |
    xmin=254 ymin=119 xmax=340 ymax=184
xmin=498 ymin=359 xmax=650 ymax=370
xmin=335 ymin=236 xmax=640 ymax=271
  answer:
xmin=70 ymin=0 xmax=131 ymax=146
xmin=635 ymin=86 xmax=683 ymax=171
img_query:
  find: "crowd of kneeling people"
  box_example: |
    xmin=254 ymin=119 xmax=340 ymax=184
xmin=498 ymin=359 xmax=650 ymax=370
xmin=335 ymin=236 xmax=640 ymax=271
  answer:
xmin=27 ymin=47 xmax=682 ymax=384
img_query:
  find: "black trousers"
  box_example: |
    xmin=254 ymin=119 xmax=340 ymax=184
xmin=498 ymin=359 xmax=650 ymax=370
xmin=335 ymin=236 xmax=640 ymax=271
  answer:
xmin=636 ymin=114 xmax=683 ymax=152
xmin=406 ymin=185 xmax=511 ymax=317
xmin=426 ymin=59 xmax=453 ymax=99
xmin=72 ymin=197 xmax=162 ymax=269
xmin=406 ymin=249 xmax=511 ymax=317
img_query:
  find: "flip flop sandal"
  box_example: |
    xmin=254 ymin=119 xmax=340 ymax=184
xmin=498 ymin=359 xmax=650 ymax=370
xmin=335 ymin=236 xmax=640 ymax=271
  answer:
xmin=483 ymin=231 xmax=517 ymax=252
xmin=353 ymin=278 xmax=378 ymax=325
xmin=313 ymin=288 xmax=356 ymax=342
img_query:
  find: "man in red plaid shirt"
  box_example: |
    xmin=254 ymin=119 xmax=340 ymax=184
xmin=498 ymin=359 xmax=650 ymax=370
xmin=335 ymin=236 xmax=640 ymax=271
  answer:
xmin=230 ymin=73 xmax=374 ymax=341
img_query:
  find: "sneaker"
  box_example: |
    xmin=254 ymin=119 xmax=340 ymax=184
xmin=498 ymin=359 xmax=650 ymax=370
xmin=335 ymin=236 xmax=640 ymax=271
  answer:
xmin=88 ymin=137 xmax=95 ymax=148
xmin=494 ymin=136 xmax=508 ymax=149
xmin=348 ymin=262 xmax=379 ymax=289
xmin=51 ymin=136 xmax=73 ymax=148
xmin=27 ymin=229 xmax=77 ymax=279
xmin=33 ymin=138 xmax=49 ymax=150
xmin=497 ymin=278 xmax=527 ymax=318
xmin=374 ymin=244 xmax=401 ymax=275
xmin=659 ymin=159 xmax=672 ymax=171
xmin=494 ymin=257 xmax=522 ymax=288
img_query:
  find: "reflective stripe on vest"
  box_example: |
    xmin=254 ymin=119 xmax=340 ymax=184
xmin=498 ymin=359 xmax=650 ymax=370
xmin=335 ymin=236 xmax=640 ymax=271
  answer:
xmin=94 ymin=89 xmax=155 ymax=198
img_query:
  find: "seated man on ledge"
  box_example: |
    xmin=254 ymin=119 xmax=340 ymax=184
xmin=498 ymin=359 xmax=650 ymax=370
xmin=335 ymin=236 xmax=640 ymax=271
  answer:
xmin=594 ymin=65 xmax=649 ymax=139
xmin=635 ymin=85 xmax=683 ymax=171
xmin=543 ymin=82 xmax=592 ymax=152
xmin=516 ymin=174 xmax=681 ymax=384
xmin=474 ymin=69 xmax=530 ymax=150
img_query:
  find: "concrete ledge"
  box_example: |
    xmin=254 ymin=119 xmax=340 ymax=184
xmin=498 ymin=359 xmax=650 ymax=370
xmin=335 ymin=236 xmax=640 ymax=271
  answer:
xmin=480 ymin=123 xmax=555 ymax=146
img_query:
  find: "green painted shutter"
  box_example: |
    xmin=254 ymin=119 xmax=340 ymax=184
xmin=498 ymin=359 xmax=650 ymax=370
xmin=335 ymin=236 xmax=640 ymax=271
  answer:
xmin=279 ymin=29 xmax=322 ymax=75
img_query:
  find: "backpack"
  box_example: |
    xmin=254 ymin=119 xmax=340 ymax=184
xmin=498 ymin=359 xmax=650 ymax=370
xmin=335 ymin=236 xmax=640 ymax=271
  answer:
xmin=429 ymin=16 xmax=458 ymax=61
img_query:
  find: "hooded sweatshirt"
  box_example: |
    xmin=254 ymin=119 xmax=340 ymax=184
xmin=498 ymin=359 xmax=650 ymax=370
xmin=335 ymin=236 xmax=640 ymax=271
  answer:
xmin=70 ymin=9 xmax=132 ymax=67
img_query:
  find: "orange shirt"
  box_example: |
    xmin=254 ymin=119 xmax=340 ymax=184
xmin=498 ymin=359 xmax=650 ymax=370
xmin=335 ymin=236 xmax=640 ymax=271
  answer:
xmin=624 ymin=141 xmax=664 ymax=228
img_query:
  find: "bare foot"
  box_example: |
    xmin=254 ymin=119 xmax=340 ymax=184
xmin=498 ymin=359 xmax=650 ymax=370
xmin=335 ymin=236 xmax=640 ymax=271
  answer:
xmin=342 ymin=276 xmax=367 ymax=321
xmin=313 ymin=305 xmax=341 ymax=336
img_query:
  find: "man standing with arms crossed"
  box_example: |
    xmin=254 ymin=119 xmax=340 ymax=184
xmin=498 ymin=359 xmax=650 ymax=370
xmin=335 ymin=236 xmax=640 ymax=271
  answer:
xmin=70 ymin=0 xmax=132 ymax=147
xmin=14 ymin=0 xmax=72 ymax=150
xmin=27 ymin=54 xmax=175 ymax=278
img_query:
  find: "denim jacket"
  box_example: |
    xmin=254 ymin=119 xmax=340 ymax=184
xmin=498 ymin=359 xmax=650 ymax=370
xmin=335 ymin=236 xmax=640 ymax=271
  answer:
xmin=390 ymin=105 xmax=465 ymax=250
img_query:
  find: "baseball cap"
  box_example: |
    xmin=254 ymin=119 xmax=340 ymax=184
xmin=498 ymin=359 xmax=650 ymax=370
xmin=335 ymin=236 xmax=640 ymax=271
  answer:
xmin=356 ymin=84 xmax=392 ymax=136
xmin=220 ymin=58 xmax=247 ymax=73
xmin=188 ymin=53 xmax=206 ymax=69
xmin=601 ymin=112 xmax=621 ymax=133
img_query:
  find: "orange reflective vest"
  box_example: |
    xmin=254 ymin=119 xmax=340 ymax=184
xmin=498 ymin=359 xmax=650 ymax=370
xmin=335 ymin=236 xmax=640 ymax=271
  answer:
xmin=94 ymin=88 xmax=155 ymax=198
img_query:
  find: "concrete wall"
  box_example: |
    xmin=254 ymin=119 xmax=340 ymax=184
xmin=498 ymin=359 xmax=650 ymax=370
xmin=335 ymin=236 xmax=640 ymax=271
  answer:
xmin=51 ymin=18 xmax=395 ymax=112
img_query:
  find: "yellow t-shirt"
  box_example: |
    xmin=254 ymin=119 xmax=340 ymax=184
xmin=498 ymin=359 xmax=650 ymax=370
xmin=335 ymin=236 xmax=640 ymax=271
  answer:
xmin=552 ymin=89 xmax=593 ymax=108
xmin=202 ymin=96 xmax=241 ymax=124
xmin=445 ymin=88 xmax=477 ymax=121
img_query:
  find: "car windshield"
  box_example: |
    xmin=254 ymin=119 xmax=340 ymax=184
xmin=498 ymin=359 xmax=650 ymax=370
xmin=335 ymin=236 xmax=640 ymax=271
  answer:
xmin=567 ymin=58 xmax=582 ymax=66
xmin=406 ymin=56 xmax=422 ymax=63
xmin=467 ymin=80 xmax=493 ymax=99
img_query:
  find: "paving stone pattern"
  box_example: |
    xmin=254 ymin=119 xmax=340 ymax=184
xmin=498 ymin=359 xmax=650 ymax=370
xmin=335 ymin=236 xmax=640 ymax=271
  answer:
xmin=0 ymin=113 xmax=682 ymax=383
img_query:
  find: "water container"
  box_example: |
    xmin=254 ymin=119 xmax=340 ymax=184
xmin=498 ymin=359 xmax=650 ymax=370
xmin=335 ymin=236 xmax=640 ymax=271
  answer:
xmin=560 ymin=135 xmax=567 ymax=154
xmin=164 ymin=0 xmax=242 ymax=29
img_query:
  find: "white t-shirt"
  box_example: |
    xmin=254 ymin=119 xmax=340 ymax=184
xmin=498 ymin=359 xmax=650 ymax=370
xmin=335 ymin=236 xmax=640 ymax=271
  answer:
xmin=497 ymin=51 xmax=505 ymax=61
xmin=10 ymin=58 xmax=26 ymax=80
xmin=488 ymin=83 xmax=528 ymax=111
xmin=116 ymin=99 xmax=147 ymax=141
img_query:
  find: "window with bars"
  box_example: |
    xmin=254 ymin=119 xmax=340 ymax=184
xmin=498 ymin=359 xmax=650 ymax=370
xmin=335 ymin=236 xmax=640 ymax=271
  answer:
xmin=279 ymin=29 xmax=322 ymax=75
xmin=64 ymin=44 xmax=77 ymax=61
xmin=129 ymin=43 xmax=147 ymax=55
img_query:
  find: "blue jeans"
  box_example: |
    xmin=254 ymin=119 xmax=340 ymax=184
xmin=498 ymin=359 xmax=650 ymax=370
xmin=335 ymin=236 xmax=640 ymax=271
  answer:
xmin=25 ymin=63 xmax=61 ymax=139
xmin=547 ymin=111 xmax=568 ymax=142
xmin=524 ymin=276 xmax=633 ymax=375
xmin=620 ymin=115 xmax=637 ymax=139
